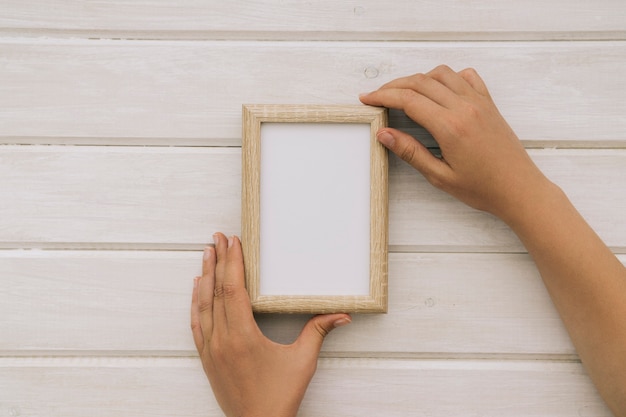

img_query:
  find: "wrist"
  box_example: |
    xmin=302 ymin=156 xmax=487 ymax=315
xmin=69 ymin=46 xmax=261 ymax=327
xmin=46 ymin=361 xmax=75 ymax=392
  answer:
xmin=495 ymin=176 xmax=566 ymax=232
xmin=238 ymin=403 xmax=299 ymax=417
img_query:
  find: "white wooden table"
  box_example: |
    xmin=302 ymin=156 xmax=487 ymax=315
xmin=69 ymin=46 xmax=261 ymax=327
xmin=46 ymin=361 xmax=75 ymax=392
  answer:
xmin=1 ymin=2 xmax=625 ymax=415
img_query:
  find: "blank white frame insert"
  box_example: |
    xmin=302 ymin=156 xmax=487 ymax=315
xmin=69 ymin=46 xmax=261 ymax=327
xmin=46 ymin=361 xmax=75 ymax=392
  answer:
xmin=260 ymin=123 xmax=371 ymax=296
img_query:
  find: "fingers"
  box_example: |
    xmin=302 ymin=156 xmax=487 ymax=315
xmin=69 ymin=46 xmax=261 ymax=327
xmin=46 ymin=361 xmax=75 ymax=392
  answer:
xmin=212 ymin=233 xmax=255 ymax=332
xmin=196 ymin=246 xmax=216 ymax=348
xmin=374 ymin=70 xmax=461 ymax=109
xmin=193 ymin=234 xmax=255 ymax=354
xmin=457 ymin=67 xmax=491 ymax=97
xmin=427 ymin=65 xmax=479 ymax=97
xmin=360 ymin=87 xmax=445 ymax=137
xmin=376 ymin=128 xmax=451 ymax=186
xmin=361 ymin=66 xmax=488 ymax=118
xmin=365 ymin=66 xmax=478 ymax=110
xmin=295 ymin=314 xmax=351 ymax=358
xmin=212 ymin=233 xmax=229 ymax=328
xmin=360 ymin=65 xmax=490 ymax=183
xmin=190 ymin=276 xmax=204 ymax=353
xmin=222 ymin=235 xmax=256 ymax=327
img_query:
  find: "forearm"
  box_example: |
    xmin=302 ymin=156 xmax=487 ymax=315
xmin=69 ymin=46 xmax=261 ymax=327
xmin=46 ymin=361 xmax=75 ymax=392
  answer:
xmin=504 ymin=179 xmax=626 ymax=416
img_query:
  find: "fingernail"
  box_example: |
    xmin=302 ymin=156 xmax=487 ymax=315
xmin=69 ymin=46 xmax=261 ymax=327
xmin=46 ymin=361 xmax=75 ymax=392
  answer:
xmin=377 ymin=131 xmax=395 ymax=147
xmin=359 ymin=92 xmax=371 ymax=99
xmin=203 ymin=246 xmax=211 ymax=261
xmin=227 ymin=235 xmax=234 ymax=248
xmin=213 ymin=233 xmax=219 ymax=248
xmin=333 ymin=317 xmax=351 ymax=328
xmin=193 ymin=276 xmax=199 ymax=288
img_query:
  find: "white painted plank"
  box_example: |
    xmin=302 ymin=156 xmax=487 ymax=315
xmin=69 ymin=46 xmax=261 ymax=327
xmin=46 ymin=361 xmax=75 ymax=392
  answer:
xmin=0 ymin=146 xmax=241 ymax=245
xmin=0 ymin=0 xmax=624 ymax=40
xmin=1 ymin=39 xmax=626 ymax=145
xmin=0 ymin=357 xmax=219 ymax=417
xmin=4 ymin=250 xmax=623 ymax=355
xmin=0 ymin=251 xmax=200 ymax=353
xmin=261 ymin=252 xmax=578 ymax=356
xmin=390 ymin=150 xmax=626 ymax=252
xmin=0 ymin=357 xmax=610 ymax=416
xmin=1 ymin=146 xmax=625 ymax=250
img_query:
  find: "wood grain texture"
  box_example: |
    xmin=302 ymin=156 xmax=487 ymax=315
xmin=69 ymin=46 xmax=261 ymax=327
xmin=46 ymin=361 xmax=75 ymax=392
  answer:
xmin=242 ymin=105 xmax=387 ymax=313
xmin=0 ymin=357 xmax=610 ymax=417
xmin=0 ymin=0 xmax=624 ymax=40
xmin=369 ymin=107 xmax=389 ymax=314
xmin=241 ymin=105 xmax=261 ymax=306
xmin=1 ymin=40 xmax=626 ymax=146
xmin=4 ymin=250 xmax=623 ymax=355
xmin=1 ymin=146 xmax=625 ymax=252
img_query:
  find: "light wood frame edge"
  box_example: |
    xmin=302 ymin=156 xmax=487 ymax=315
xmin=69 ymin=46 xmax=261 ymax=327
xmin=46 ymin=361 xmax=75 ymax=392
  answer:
xmin=242 ymin=104 xmax=388 ymax=314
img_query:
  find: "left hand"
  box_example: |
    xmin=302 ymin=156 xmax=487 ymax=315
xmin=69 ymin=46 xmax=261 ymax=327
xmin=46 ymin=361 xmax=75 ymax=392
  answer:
xmin=191 ymin=232 xmax=351 ymax=417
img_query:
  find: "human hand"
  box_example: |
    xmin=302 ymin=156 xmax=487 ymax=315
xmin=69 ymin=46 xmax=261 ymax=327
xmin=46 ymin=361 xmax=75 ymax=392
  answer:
xmin=191 ymin=232 xmax=351 ymax=417
xmin=360 ymin=65 xmax=551 ymax=223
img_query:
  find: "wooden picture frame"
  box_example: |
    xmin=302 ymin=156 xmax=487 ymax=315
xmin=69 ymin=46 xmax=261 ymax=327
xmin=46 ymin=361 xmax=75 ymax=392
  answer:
xmin=241 ymin=104 xmax=388 ymax=314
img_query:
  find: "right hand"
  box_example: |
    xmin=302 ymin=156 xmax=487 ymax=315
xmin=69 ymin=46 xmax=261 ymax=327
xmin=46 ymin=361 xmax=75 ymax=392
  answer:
xmin=360 ymin=65 xmax=551 ymax=222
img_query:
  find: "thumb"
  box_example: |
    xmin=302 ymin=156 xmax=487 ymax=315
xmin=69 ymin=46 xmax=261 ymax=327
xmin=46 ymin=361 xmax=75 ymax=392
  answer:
xmin=377 ymin=128 xmax=449 ymax=183
xmin=295 ymin=314 xmax=351 ymax=356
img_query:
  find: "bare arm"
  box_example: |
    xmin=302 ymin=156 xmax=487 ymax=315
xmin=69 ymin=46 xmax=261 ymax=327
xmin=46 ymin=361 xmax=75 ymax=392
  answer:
xmin=360 ymin=65 xmax=626 ymax=416
xmin=505 ymin=179 xmax=626 ymax=415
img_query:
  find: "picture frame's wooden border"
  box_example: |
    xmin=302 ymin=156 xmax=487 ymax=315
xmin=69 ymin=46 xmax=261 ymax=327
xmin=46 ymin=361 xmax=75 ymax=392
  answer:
xmin=242 ymin=104 xmax=388 ymax=314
